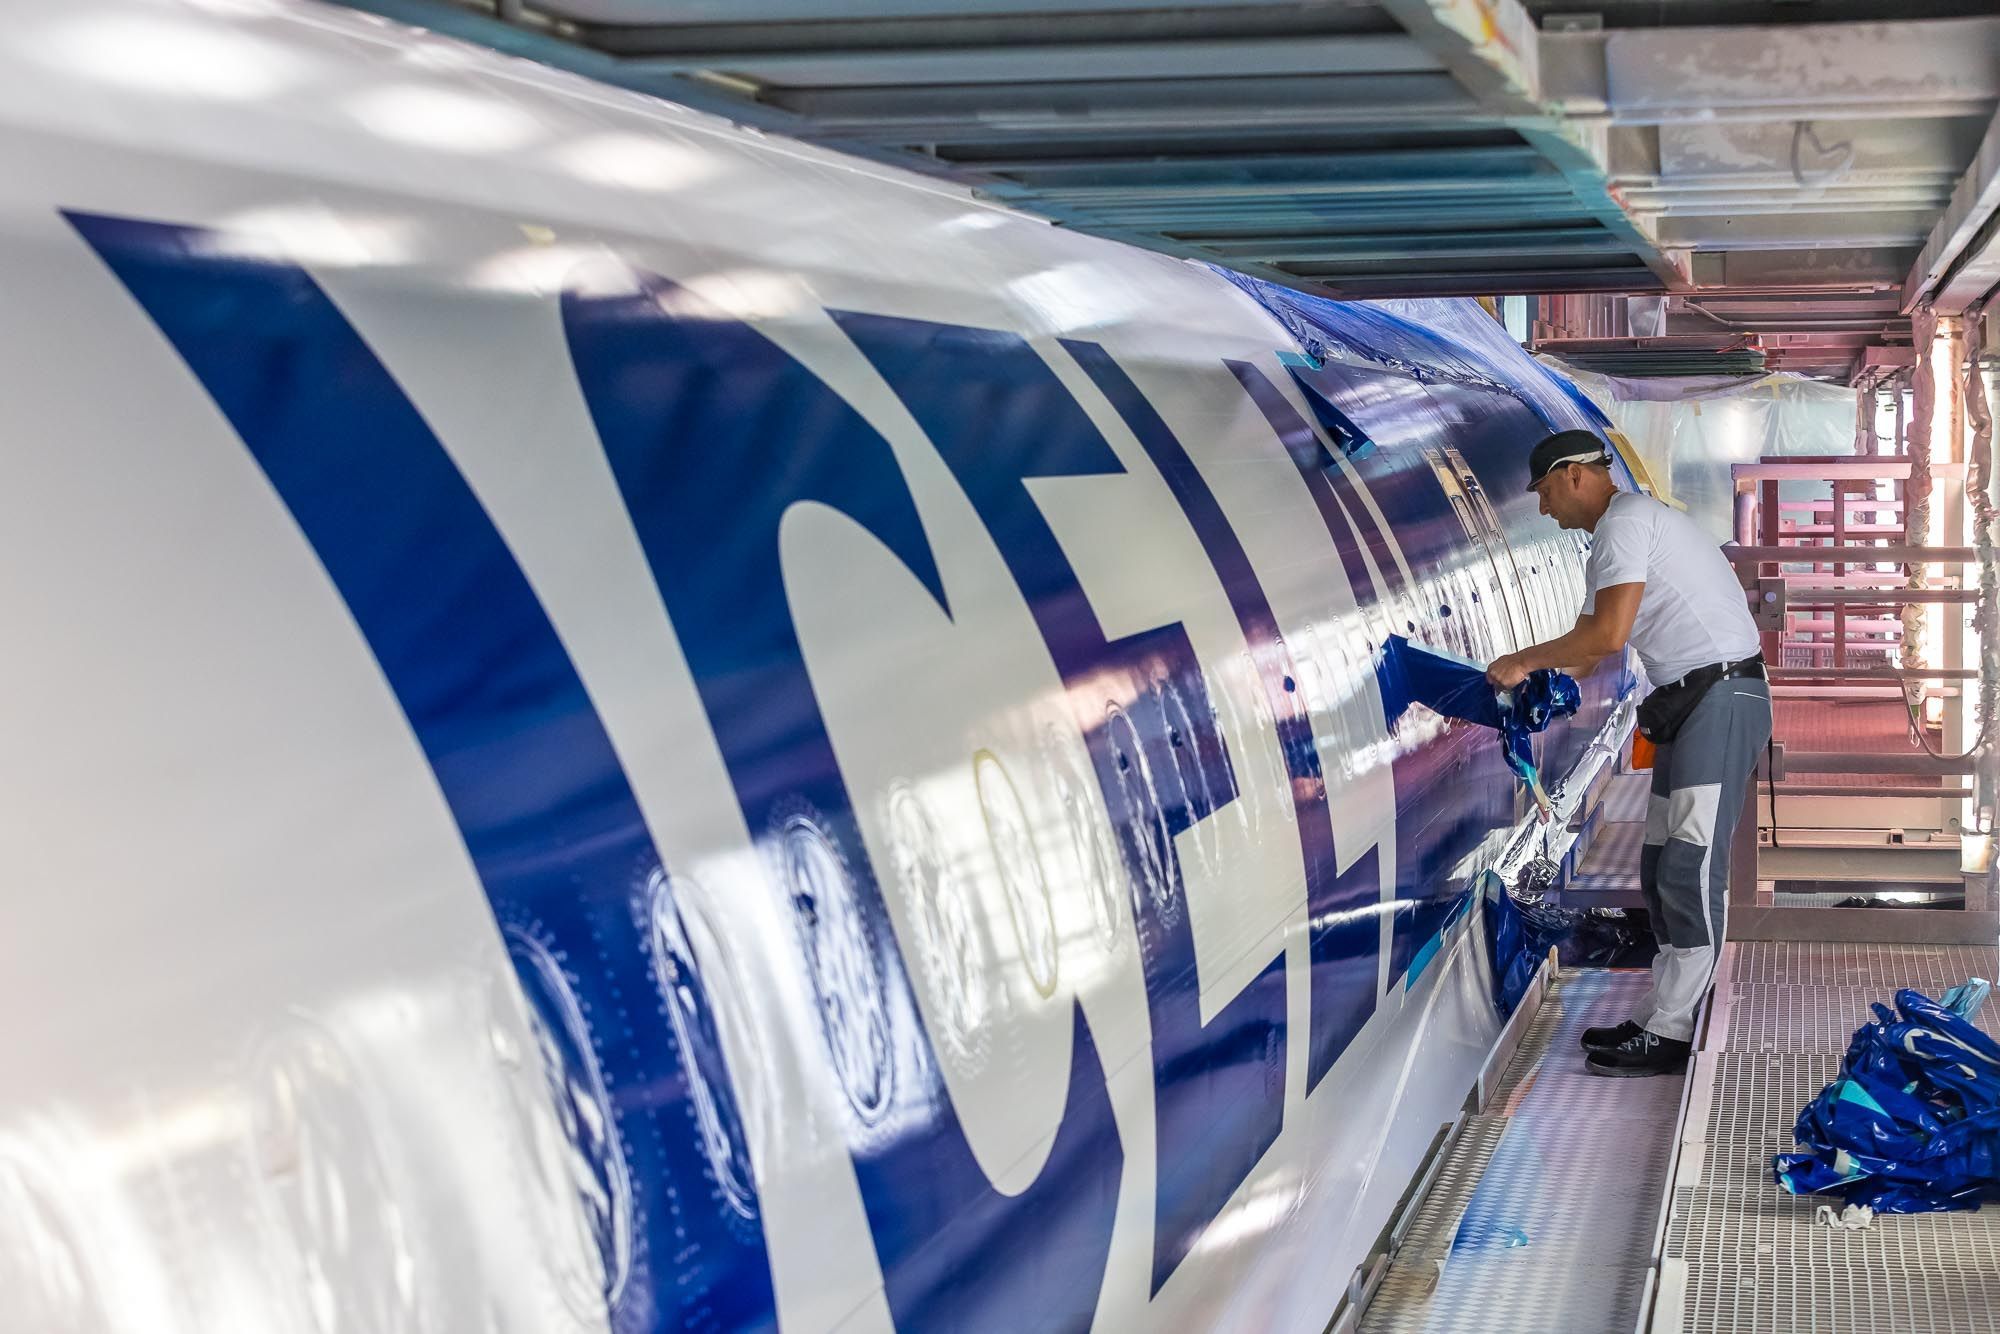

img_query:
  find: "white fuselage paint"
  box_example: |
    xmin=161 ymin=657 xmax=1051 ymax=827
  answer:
xmin=0 ymin=3 xmax=1615 ymax=1332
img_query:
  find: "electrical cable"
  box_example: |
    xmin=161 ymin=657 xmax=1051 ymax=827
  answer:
xmin=1768 ymin=731 xmax=1782 ymax=850
xmin=1890 ymin=302 xmax=1998 ymax=768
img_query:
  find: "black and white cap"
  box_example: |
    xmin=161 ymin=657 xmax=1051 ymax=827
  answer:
xmin=1525 ymin=430 xmax=1611 ymax=491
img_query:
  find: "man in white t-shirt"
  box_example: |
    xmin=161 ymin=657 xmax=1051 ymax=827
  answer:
xmin=1486 ymin=430 xmax=1772 ymax=1077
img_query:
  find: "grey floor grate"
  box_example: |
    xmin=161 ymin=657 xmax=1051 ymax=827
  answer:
xmin=1729 ymin=941 xmax=1999 ymax=991
xmin=1670 ymin=1179 xmax=2000 ymax=1277
xmin=1674 ymin=1259 xmax=2000 ymax=1334
xmin=1721 ymin=982 xmax=1904 ymax=1054
xmin=1721 ymin=942 xmax=2000 ymax=1055
xmin=1684 ymin=1053 xmax=1839 ymax=1193
xmin=1663 ymin=940 xmax=2000 ymax=1333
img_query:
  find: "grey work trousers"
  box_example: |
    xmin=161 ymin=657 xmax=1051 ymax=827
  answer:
xmin=1631 ymin=676 xmax=1774 ymax=1042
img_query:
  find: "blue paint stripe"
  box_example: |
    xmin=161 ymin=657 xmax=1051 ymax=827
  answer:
xmin=70 ymin=211 xmax=778 ymax=1334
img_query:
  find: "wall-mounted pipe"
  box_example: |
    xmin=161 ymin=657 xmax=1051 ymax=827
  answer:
xmin=1960 ymin=301 xmax=1999 ymax=838
xmin=1905 ymin=306 xmax=1939 ymax=690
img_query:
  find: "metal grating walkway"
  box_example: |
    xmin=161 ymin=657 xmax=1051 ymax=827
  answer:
xmin=1656 ymin=940 xmax=2000 ymax=1334
xmin=1362 ymin=969 xmax=1679 ymax=1334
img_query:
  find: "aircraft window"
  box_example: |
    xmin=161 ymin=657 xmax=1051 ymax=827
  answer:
xmin=974 ymin=750 xmax=1060 ymax=1000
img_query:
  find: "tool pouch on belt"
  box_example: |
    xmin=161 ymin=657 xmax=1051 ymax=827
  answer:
xmin=1635 ymin=654 xmax=1764 ymax=745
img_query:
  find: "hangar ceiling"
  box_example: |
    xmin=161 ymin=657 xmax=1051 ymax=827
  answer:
xmin=335 ymin=0 xmax=2000 ymax=380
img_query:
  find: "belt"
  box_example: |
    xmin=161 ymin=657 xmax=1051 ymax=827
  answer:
xmin=1665 ymin=653 xmax=1765 ymax=691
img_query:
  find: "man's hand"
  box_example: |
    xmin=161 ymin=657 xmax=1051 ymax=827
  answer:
xmin=1489 ymin=588 xmax=1637 ymax=692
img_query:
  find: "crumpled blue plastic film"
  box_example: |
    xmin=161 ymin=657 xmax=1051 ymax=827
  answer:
xmin=1773 ymin=979 xmax=2000 ymax=1214
xmin=1376 ymin=634 xmax=1581 ymax=811
xmin=1480 ymin=870 xmax=1653 ymax=1016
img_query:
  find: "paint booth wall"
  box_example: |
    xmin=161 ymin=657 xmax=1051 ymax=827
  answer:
xmin=1545 ymin=366 xmax=1861 ymax=543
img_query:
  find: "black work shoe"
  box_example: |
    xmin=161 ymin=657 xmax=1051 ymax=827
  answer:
xmin=1586 ymin=1028 xmax=1690 ymax=1078
xmin=1580 ymin=1019 xmax=1643 ymax=1054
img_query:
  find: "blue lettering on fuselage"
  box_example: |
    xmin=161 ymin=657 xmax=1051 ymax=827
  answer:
xmin=562 ymin=273 xmax=1123 ymax=1333
xmin=70 ymin=208 xmax=1495 ymax=1334
xmin=1225 ymin=364 xmax=1486 ymax=986
xmin=831 ymin=314 xmax=1290 ymax=1294
xmin=68 ymin=213 xmax=778 ymax=1334
xmin=1061 ymin=344 xmax=1379 ymax=1094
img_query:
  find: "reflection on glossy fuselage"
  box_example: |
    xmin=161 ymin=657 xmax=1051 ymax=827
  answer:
xmin=4 ymin=8 xmax=1635 ymax=1331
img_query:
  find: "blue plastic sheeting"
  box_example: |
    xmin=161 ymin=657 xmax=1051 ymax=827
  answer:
xmin=1376 ymin=634 xmax=1581 ymax=802
xmin=1209 ymin=269 xmax=1612 ymax=439
xmin=1480 ymin=871 xmax=1654 ymax=1016
xmin=1483 ymin=872 xmax=1545 ymax=1015
xmin=1774 ymin=980 xmax=2000 ymax=1214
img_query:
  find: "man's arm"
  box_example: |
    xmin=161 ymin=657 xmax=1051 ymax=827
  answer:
xmin=1486 ymin=582 xmax=1642 ymax=687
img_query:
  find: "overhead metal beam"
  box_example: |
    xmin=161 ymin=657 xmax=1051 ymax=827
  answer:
xmin=1631 ymin=174 xmax=1961 ymax=196
xmin=1657 ymin=210 xmax=1943 ymax=250
xmin=1637 ymin=198 xmax=1955 ymax=224
xmin=1161 ymin=206 xmax=1607 ymax=239
xmin=987 ymin=172 xmax=1578 ymax=205
xmin=968 ymin=145 xmax=1548 ymax=189
xmin=759 ymin=73 xmax=1482 ymax=133
xmin=1378 ymin=0 xmax=1686 ymax=290
xmin=1022 ymin=186 xmax=1584 ymax=215
xmin=1770 ymin=784 xmax=1969 ymax=798
xmin=1654 ymin=118 xmax=1991 ymax=182
xmin=1544 ymin=18 xmax=2000 ymax=124
xmin=907 ymin=124 xmax=1534 ymax=161
xmin=1692 ymin=295 xmax=1905 ymax=313
xmin=1197 ymin=227 xmax=1634 ymax=263
xmin=1376 ymin=0 xmax=1543 ymax=113
xmin=1517 ymin=122 xmax=1687 ymax=289
xmin=569 ymin=4 xmax=1404 ymax=56
xmin=622 ymin=34 xmax=1444 ymax=86
xmin=1690 ymin=247 xmax=1918 ymax=289
xmin=1562 ymin=0 xmax=2000 ymax=23
xmin=1049 ymin=201 xmax=1588 ymax=233
xmin=1689 ymin=321 xmax=1903 ymax=337
xmin=1286 ymin=250 xmax=1646 ymax=276
xmin=1905 ymin=100 xmax=2000 ymax=312
xmin=1294 ymin=266 xmax=1663 ymax=298
xmin=1626 ymin=188 xmax=1954 ymax=215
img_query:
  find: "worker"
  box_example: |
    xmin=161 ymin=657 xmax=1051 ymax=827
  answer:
xmin=1485 ymin=430 xmax=1772 ymax=1077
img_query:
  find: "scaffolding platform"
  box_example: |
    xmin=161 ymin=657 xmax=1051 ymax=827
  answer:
xmin=1655 ymin=940 xmax=2000 ymax=1334
xmin=1357 ymin=968 xmax=1682 ymax=1334
xmin=1350 ymin=938 xmax=2000 ymax=1334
